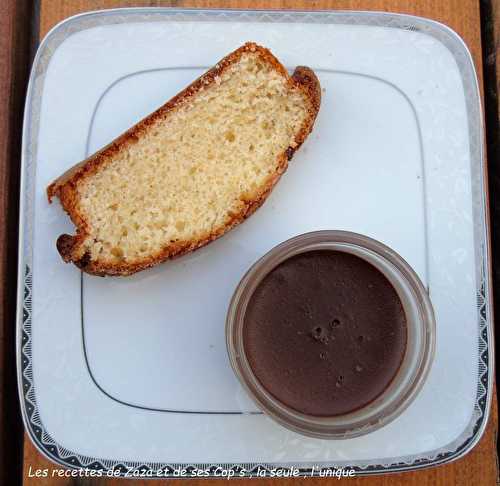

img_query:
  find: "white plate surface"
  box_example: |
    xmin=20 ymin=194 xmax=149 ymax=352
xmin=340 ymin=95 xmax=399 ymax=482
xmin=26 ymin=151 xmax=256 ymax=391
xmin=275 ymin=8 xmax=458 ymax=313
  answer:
xmin=18 ymin=8 xmax=492 ymax=476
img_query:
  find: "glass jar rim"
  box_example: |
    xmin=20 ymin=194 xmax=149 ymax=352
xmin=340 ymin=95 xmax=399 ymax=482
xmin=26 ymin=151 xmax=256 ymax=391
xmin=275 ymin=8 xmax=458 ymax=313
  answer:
xmin=226 ymin=230 xmax=436 ymax=439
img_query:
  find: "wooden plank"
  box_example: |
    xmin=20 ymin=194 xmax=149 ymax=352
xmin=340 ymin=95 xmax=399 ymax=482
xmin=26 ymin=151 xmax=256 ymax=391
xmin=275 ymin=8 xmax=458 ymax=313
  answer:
xmin=38 ymin=0 xmax=487 ymax=92
xmin=486 ymin=0 xmax=500 ymax=106
xmin=482 ymin=0 xmax=500 ymax=403
xmin=0 ymin=0 xmax=34 ymax=484
xmin=21 ymin=1 xmax=498 ymax=485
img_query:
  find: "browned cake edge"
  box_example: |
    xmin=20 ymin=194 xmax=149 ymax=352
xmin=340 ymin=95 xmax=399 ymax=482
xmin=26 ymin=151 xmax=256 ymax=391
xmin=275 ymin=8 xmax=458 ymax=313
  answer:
xmin=47 ymin=42 xmax=322 ymax=276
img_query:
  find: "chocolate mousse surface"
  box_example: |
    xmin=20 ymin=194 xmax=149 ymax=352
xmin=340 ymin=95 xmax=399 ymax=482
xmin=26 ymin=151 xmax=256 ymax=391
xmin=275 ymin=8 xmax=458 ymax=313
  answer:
xmin=243 ymin=250 xmax=407 ymax=417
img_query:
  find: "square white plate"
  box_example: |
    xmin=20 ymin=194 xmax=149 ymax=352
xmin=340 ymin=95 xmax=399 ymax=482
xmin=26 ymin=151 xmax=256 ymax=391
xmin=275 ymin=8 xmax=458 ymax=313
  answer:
xmin=18 ymin=8 xmax=493 ymax=477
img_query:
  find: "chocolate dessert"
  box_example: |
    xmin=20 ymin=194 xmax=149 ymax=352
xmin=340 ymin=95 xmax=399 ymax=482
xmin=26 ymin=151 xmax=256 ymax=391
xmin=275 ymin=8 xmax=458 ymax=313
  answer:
xmin=243 ymin=250 xmax=407 ymax=417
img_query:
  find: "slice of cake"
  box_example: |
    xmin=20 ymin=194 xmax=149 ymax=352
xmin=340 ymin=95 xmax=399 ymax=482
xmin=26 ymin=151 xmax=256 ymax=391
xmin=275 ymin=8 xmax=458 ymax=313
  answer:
xmin=47 ymin=42 xmax=321 ymax=276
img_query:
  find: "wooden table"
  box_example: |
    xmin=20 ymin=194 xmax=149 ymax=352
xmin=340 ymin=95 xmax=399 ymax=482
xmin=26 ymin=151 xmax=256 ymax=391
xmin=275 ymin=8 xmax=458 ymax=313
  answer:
xmin=0 ymin=1 xmax=497 ymax=485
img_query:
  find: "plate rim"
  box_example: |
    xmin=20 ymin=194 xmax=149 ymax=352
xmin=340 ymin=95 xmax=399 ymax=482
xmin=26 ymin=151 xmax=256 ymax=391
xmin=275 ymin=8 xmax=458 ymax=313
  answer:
xmin=16 ymin=7 xmax=493 ymax=477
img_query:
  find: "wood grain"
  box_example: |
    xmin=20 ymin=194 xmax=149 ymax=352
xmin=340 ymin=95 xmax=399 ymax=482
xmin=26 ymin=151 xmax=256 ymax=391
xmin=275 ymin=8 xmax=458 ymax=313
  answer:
xmin=20 ymin=1 xmax=498 ymax=485
xmin=0 ymin=0 xmax=33 ymax=484
xmin=487 ymin=0 xmax=499 ymax=106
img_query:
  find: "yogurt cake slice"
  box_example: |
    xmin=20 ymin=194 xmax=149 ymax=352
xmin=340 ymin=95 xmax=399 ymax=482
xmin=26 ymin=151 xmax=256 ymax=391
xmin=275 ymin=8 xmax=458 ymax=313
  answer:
xmin=47 ymin=42 xmax=321 ymax=276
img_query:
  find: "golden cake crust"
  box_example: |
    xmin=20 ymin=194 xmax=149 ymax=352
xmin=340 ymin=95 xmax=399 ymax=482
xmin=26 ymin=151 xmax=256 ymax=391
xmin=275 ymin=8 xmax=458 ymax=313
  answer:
xmin=47 ymin=42 xmax=321 ymax=276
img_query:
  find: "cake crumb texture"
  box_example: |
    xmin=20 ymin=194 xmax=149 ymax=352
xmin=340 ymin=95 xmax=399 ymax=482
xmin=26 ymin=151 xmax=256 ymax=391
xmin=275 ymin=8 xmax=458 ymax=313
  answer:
xmin=47 ymin=43 xmax=321 ymax=276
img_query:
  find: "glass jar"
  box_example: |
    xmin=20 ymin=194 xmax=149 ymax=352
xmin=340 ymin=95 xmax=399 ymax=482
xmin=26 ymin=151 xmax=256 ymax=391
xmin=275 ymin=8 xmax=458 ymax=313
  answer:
xmin=226 ymin=230 xmax=435 ymax=439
